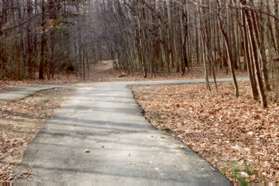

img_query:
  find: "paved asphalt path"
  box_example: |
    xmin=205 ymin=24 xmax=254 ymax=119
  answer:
xmin=0 ymin=85 xmax=57 ymax=101
xmin=14 ymin=79 xmax=238 ymax=186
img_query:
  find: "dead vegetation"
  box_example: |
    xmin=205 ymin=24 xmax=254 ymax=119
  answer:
xmin=0 ymin=88 xmax=71 ymax=182
xmin=132 ymin=83 xmax=279 ymax=183
xmin=88 ymin=61 xmax=246 ymax=82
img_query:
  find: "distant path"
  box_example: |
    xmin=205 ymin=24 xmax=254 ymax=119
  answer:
xmin=14 ymin=79 xmax=243 ymax=185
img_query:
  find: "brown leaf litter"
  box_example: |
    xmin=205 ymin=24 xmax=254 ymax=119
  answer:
xmin=132 ymin=83 xmax=279 ymax=183
xmin=0 ymin=88 xmax=72 ymax=182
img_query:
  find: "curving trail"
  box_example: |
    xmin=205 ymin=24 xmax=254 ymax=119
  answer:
xmin=14 ymin=79 xmax=239 ymax=186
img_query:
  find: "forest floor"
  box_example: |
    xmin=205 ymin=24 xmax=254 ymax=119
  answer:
xmin=89 ymin=62 xmax=247 ymax=82
xmin=0 ymin=88 xmax=72 ymax=181
xmin=88 ymin=60 xmax=248 ymax=82
xmin=132 ymin=83 xmax=279 ymax=183
xmin=0 ymin=61 xmax=246 ymax=90
xmin=0 ymin=75 xmax=79 ymax=91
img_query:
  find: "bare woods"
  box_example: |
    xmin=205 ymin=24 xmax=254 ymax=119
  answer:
xmin=1 ymin=0 xmax=279 ymax=107
xmin=96 ymin=0 xmax=279 ymax=107
xmin=0 ymin=0 xmax=91 ymax=80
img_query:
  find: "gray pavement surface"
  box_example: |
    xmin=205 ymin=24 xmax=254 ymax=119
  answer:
xmin=13 ymin=79 xmax=238 ymax=186
xmin=0 ymin=85 xmax=58 ymax=101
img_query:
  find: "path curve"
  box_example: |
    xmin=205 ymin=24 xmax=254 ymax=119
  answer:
xmin=0 ymin=85 xmax=58 ymax=101
xmin=15 ymin=79 xmax=238 ymax=185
